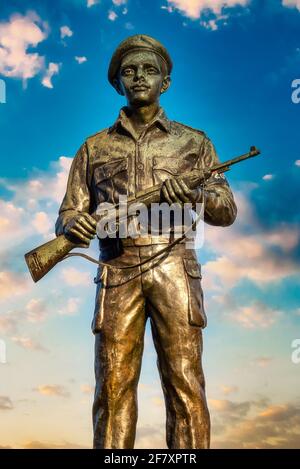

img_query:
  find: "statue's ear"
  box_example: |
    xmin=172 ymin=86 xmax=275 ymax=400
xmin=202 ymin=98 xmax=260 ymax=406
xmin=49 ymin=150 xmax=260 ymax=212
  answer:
xmin=160 ymin=75 xmax=171 ymax=95
xmin=113 ymin=78 xmax=124 ymax=96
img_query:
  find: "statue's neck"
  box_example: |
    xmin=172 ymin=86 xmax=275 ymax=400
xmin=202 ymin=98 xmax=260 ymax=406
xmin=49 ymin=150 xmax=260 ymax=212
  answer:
xmin=126 ymin=102 xmax=160 ymax=134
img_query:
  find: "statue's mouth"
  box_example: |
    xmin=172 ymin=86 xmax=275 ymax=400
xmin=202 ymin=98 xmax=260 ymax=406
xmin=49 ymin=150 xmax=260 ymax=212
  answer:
xmin=132 ymin=85 xmax=149 ymax=91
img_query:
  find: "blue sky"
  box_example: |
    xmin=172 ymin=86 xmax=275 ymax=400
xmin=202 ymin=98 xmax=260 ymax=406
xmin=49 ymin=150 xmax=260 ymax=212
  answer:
xmin=0 ymin=0 xmax=300 ymax=449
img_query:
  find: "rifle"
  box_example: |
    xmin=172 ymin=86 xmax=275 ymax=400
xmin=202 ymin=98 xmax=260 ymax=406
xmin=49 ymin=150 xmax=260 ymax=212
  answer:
xmin=25 ymin=146 xmax=260 ymax=282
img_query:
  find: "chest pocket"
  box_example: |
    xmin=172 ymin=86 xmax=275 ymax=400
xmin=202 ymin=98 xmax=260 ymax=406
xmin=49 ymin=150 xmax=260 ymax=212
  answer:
xmin=152 ymin=155 xmax=197 ymax=184
xmin=93 ymin=158 xmax=128 ymax=205
xmin=94 ymin=158 xmax=128 ymax=182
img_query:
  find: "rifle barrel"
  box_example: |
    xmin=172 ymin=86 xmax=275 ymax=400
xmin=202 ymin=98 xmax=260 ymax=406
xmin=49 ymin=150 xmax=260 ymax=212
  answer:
xmin=212 ymin=146 xmax=260 ymax=172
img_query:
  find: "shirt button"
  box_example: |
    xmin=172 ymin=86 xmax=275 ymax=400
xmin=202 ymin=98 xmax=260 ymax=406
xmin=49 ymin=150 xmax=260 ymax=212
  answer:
xmin=137 ymin=163 xmax=144 ymax=170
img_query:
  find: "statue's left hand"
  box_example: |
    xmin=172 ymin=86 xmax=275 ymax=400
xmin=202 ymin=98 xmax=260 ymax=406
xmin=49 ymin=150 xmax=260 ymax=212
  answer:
xmin=161 ymin=177 xmax=201 ymax=206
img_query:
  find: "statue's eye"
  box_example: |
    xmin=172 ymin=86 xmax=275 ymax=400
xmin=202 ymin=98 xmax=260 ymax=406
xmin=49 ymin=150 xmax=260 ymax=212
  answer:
xmin=147 ymin=67 xmax=158 ymax=74
xmin=122 ymin=68 xmax=134 ymax=76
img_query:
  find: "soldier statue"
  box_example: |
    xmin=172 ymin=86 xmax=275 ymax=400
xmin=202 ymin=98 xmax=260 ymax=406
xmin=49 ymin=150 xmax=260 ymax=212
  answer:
xmin=55 ymin=34 xmax=237 ymax=449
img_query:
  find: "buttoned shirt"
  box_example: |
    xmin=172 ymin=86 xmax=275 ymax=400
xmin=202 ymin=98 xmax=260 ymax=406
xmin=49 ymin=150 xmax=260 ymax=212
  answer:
xmin=55 ymin=106 xmax=237 ymax=246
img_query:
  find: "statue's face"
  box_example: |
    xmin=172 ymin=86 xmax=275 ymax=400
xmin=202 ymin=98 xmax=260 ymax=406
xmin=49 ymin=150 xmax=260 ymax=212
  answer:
xmin=115 ymin=50 xmax=170 ymax=105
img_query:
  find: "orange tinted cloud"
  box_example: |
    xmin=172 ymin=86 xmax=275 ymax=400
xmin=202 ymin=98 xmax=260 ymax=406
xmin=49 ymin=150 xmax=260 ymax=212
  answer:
xmin=33 ymin=385 xmax=70 ymax=398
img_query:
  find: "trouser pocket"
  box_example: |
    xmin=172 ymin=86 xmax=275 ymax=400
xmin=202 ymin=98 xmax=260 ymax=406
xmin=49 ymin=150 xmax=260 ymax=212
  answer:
xmin=183 ymin=258 xmax=207 ymax=328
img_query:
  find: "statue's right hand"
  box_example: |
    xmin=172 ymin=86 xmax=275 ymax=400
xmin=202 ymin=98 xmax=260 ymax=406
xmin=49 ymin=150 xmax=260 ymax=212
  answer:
xmin=64 ymin=213 xmax=97 ymax=248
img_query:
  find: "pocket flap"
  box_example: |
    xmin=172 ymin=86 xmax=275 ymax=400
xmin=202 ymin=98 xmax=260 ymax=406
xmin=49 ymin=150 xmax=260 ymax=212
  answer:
xmin=183 ymin=258 xmax=202 ymax=279
xmin=153 ymin=157 xmax=181 ymax=176
xmin=94 ymin=158 xmax=128 ymax=183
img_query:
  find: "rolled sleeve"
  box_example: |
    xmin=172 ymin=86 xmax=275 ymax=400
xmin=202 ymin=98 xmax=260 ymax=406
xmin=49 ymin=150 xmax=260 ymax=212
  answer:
xmin=197 ymin=136 xmax=237 ymax=227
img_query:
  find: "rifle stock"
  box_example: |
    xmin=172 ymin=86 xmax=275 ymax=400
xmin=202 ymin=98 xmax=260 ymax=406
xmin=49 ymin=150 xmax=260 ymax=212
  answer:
xmin=25 ymin=235 xmax=77 ymax=283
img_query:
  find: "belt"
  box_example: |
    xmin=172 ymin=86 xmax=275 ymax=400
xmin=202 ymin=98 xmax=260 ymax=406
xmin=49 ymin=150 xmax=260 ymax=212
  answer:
xmin=122 ymin=235 xmax=180 ymax=246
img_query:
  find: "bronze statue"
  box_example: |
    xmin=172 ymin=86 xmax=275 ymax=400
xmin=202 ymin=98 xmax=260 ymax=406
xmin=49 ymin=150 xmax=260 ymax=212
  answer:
xmin=24 ymin=34 xmax=260 ymax=449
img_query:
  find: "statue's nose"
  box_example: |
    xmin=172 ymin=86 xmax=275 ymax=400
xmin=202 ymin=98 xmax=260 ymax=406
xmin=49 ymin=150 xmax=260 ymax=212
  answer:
xmin=135 ymin=66 xmax=145 ymax=81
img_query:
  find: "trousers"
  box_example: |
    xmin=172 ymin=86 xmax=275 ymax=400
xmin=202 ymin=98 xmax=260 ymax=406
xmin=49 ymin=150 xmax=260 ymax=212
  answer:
xmin=92 ymin=243 xmax=210 ymax=449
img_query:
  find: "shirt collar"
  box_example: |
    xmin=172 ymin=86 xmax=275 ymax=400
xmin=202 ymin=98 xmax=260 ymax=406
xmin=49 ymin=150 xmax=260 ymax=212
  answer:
xmin=108 ymin=106 xmax=171 ymax=136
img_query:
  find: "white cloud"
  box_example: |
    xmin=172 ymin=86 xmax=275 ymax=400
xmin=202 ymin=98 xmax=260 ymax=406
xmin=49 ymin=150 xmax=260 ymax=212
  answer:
xmin=87 ymin=0 xmax=99 ymax=7
xmin=26 ymin=298 xmax=48 ymax=323
xmin=228 ymin=302 xmax=281 ymax=329
xmin=0 ymin=200 xmax=26 ymax=240
xmin=60 ymin=267 xmax=90 ymax=287
xmin=252 ymin=356 xmax=273 ymax=368
xmin=295 ymin=159 xmax=300 ymax=166
xmin=53 ymin=157 xmax=73 ymax=202
xmin=209 ymin=398 xmax=245 ymax=412
xmin=258 ymin=404 xmax=292 ymax=419
xmin=0 ymin=311 xmax=18 ymax=335
xmin=0 ymin=271 xmax=30 ymax=301
xmin=201 ymin=13 xmax=229 ymax=30
xmin=202 ymin=190 xmax=300 ymax=290
xmin=32 ymin=211 xmax=52 ymax=235
xmin=108 ymin=10 xmax=118 ymax=21
xmin=11 ymin=336 xmax=47 ymax=351
xmin=264 ymin=228 xmax=299 ymax=251
xmin=75 ymin=56 xmax=87 ymax=64
xmin=0 ymin=12 xmax=48 ymax=82
xmin=0 ymin=156 xmax=72 ymax=266
xmin=59 ymin=297 xmax=81 ymax=316
xmin=4 ymin=156 xmax=72 ymax=207
xmin=161 ymin=5 xmax=174 ymax=13
xmin=203 ymin=247 xmax=299 ymax=290
xmin=167 ymin=0 xmax=249 ymax=19
xmin=282 ymin=0 xmax=300 ymax=11
xmin=211 ymin=399 xmax=300 ymax=449
xmin=201 ymin=18 xmax=219 ymax=30
xmin=0 ymin=158 xmax=73 ymax=280
xmin=41 ymin=62 xmax=60 ymax=89
xmin=113 ymin=0 xmax=127 ymax=5
xmin=221 ymin=385 xmax=239 ymax=395
xmin=60 ymin=25 xmax=73 ymax=39
xmin=262 ymin=174 xmax=274 ymax=180
xmin=80 ymin=384 xmax=94 ymax=394
xmin=212 ymin=294 xmax=281 ymax=329
xmin=33 ymin=385 xmax=70 ymax=397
